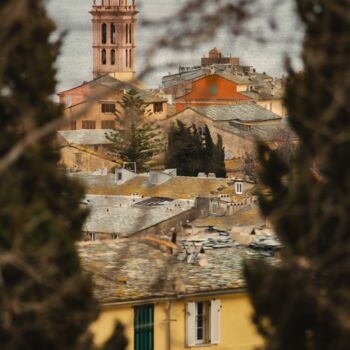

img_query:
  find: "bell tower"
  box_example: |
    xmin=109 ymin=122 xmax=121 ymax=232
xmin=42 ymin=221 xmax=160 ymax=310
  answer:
xmin=90 ymin=0 xmax=137 ymax=81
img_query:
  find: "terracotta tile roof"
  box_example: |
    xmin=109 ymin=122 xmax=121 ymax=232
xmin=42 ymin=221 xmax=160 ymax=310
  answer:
xmin=78 ymin=239 xmax=276 ymax=303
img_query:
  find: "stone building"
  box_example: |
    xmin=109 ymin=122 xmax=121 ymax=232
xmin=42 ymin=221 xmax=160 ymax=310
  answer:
xmin=201 ymin=47 xmax=240 ymax=66
xmin=161 ymin=104 xmax=288 ymax=159
xmin=90 ymin=0 xmax=137 ymax=81
xmin=57 ymin=129 xmax=120 ymax=173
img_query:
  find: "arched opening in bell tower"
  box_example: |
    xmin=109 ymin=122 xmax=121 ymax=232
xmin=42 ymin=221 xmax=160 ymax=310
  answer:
xmin=111 ymin=24 xmax=116 ymax=44
xmin=102 ymin=23 xmax=107 ymax=44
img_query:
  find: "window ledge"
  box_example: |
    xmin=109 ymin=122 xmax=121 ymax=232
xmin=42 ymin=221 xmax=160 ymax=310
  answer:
xmin=190 ymin=343 xmax=214 ymax=348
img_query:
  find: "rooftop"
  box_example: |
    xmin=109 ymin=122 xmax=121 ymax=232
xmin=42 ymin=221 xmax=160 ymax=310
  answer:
xmin=78 ymin=239 xmax=277 ymax=304
xmin=59 ymin=75 xmax=167 ymax=106
xmin=192 ymin=103 xmax=281 ymax=123
xmin=83 ymin=195 xmax=194 ymax=236
xmin=215 ymin=120 xmax=291 ymax=142
xmin=71 ymin=174 xmax=230 ymax=200
xmin=58 ymin=129 xmax=113 ymax=145
xmin=194 ymin=205 xmax=264 ymax=231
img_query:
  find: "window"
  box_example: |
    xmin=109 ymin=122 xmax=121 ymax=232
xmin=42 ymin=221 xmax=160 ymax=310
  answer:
xmin=111 ymin=23 xmax=116 ymax=44
xmin=117 ymin=172 xmax=122 ymax=181
xmin=88 ymin=232 xmax=96 ymax=241
xmin=186 ymin=300 xmax=221 ymax=346
xmin=134 ymin=304 xmax=154 ymax=350
xmin=196 ymin=302 xmax=209 ymax=344
xmin=82 ymin=120 xmax=96 ymax=129
xmin=111 ymin=49 xmax=116 ymax=65
xmin=101 ymin=103 xmax=116 ymax=113
xmin=125 ymin=49 xmax=128 ymax=68
xmin=210 ymin=84 xmax=217 ymax=95
xmin=153 ymin=102 xmax=163 ymax=113
xmin=70 ymin=121 xmax=76 ymax=130
xmin=129 ymin=23 xmax=132 ymax=43
xmin=101 ymin=49 xmax=107 ymax=65
xmin=101 ymin=120 xmax=115 ymax=129
xmin=129 ymin=49 xmax=132 ymax=67
xmin=235 ymin=182 xmax=243 ymax=194
xmin=102 ymin=23 xmax=107 ymax=44
xmin=65 ymin=95 xmax=72 ymax=107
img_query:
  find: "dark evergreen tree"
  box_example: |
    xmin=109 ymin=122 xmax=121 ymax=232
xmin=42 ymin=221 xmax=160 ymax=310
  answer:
xmin=106 ymin=89 xmax=163 ymax=173
xmin=165 ymin=121 xmax=226 ymax=177
xmin=203 ymin=125 xmax=215 ymax=174
xmin=245 ymin=1 xmax=350 ymax=349
xmin=0 ymin=1 xmax=125 ymax=349
xmin=212 ymin=135 xmax=226 ymax=178
xmin=165 ymin=120 xmax=202 ymax=176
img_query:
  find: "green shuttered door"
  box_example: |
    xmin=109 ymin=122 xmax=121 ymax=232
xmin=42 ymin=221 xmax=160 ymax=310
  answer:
xmin=134 ymin=304 xmax=154 ymax=350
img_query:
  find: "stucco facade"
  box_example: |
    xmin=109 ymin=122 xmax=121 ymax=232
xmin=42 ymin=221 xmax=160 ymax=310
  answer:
xmin=58 ymin=77 xmax=168 ymax=130
xmin=175 ymin=75 xmax=251 ymax=112
xmin=60 ymin=145 xmax=119 ymax=173
xmin=91 ymin=293 xmax=262 ymax=350
xmin=161 ymin=108 xmax=256 ymax=159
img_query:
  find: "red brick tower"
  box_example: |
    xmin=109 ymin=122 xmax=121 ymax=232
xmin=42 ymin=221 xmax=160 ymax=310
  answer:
xmin=90 ymin=0 xmax=137 ymax=81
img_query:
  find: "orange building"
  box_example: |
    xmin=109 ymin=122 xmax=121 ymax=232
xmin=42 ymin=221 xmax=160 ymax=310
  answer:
xmin=175 ymin=74 xmax=251 ymax=112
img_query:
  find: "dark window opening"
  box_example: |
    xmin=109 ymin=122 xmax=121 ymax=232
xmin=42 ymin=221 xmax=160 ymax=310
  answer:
xmin=153 ymin=102 xmax=163 ymax=113
xmin=101 ymin=103 xmax=116 ymax=113
xmin=101 ymin=120 xmax=115 ymax=129
xmin=111 ymin=24 xmax=116 ymax=44
xmin=102 ymin=23 xmax=107 ymax=44
xmin=129 ymin=23 xmax=132 ymax=43
xmin=102 ymin=49 xmax=107 ymax=65
xmin=82 ymin=120 xmax=96 ymax=129
xmin=70 ymin=121 xmax=77 ymax=130
xmin=111 ymin=49 xmax=116 ymax=65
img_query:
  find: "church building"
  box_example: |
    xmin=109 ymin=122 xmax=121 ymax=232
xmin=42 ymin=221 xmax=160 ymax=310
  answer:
xmin=90 ymin=0 xmax=137 ymax=81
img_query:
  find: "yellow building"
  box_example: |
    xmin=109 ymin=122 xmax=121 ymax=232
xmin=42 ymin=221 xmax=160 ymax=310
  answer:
xmin=79 ymin=239 xmax=271 ymax=350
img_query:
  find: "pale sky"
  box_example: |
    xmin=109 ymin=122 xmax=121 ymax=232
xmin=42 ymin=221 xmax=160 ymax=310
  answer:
xmin=47 ymin=0 xmax=303 ymax=91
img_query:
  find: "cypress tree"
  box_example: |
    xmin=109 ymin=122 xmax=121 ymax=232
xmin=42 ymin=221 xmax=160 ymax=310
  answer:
xmin=203 ymin=124 xmax=215 ymax=174
xmin=245 ymin=1 xmax=350 ymax=349
xmin=0 ymin=1 xmax=125 ymax=349
xmin=212 ymin=135 xmax=226 ymax=178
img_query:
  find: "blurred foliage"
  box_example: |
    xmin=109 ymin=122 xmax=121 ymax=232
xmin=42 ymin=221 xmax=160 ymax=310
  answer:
xmin=0 ymin=1 xmax=126 ymax=349
xmin=245 ymin=0 xmax=350 ymax=349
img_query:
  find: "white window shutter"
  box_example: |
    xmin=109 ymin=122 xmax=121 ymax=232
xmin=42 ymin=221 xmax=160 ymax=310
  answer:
xmin=186 ymin=302 xmax=196 ymax=347
xmin=210 ymin=299 xmax=221 ymax=344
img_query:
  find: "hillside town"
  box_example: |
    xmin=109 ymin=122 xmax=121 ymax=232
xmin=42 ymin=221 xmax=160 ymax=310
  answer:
xmin=1 ymin=0 xmax=347 ymax=348
xmin=48 ymin=1 xmax=293 ymax=349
